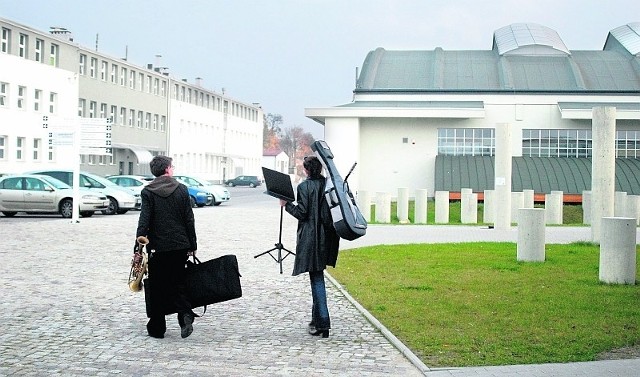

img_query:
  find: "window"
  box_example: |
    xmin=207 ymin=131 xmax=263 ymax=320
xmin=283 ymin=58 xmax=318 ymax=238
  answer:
xmin=437 ymin=128 xmax=495 ymax=156
xmin=35 ymin=39 xmax=43 ymax=62
xmin=0 ymin=135 xmax=5 ymax=159
xmin=19 ymin=33 xmax=28 ymax=58
xmin=89 ymin=101 xmax=97 ymax=118
xmin=34 ymin=89 xmax=42 ymax=111
xmin=153 ymin=114 xmax=158 ymax=131
xmin=79 ymin=54 xmax=86 ymax=75
xmin=137 ymin=111 xmax=143 ymax=128
xmin=101 ymin=61 xmax=107 ymax=81
xmin=33 ymin=138 xmax=41 ymax=160
xmin=100 ymin=103 xmax=107 ymax=118
xmin=616 ymin=130 xmax=640 ymax=158
xmin=49 ymin=92 xmax=57 ymax=114
xmin=161 ymin=80 xmax=167 ymax=97
xmin=160 ymin=116 xmax=166 ymax=132
xmin=128 ymin=109 xmax=134 ymax=127
xmin=49 ymin=44 xmax=58 ymax=66
xmin=120 ymin=107 xmax=126 ymax=126
xmin=110 ymin=105 xmax=117 ymax=124
xmin=1 ymin=28 xmax=10 ymax=53
xmin=129 ymin=70 xmax=135 ymax=89
xmin=78 ymin=98 xmax=86 ymax=116
xmin=138 ymin=72 xmax=143 ymax=91
xmin=0 ymin=82 xmax=7 ymax=107
xmin=17 ymin=86 xmax=26 ymax=109
xmin=90 ymin=57 xmax=97 ymax=78
xmin=145 ymin=75 xmax=151 ymax=93
xmin=110 ymin=64 xmax=118 ymax=84
xmin=522 ymin=129 xmax=592 ymax=158
xmin=120 ymin=67 xmax=127 ymax=86
xmin=145 ymin=112 xmax=150 ymax=129
xmin=16 ymin=137 xmax=25 ymax=160
xmin=153 ymin=78 xmax=159 ymax=95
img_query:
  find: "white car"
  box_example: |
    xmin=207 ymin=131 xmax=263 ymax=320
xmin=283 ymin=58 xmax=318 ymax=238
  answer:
xmin=0 ymin=174 xmax=109 ymax=218
xmin=174 ymin=175 xmax=230 ymax=206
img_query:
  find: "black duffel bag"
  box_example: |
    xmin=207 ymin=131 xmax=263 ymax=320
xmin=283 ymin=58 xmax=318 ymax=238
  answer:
xmin=144 ymin=254 xmax=242 ymax=317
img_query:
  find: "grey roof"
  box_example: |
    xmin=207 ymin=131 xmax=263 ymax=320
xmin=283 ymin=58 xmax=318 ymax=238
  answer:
xmin=434 ymin=156 xmax=640 ymax=195
xmin=356 ymin=23 xmax=640 ymax=93
xmin=493 ymin=23 xmax=570 ymax=56
xmin=605 ymin=22 xmax=640 ymax=55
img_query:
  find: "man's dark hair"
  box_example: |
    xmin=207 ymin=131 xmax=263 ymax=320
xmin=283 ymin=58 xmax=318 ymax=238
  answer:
xmin=150 ymin=155 xmax=172 ymax=177
xmin=303 ymin=156 xmax=323 ymax=178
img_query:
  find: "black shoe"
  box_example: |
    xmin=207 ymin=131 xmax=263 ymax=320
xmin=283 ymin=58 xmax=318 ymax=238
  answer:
xmin=147 ymin=331 xmax=164 ymax=339
xmin=180 ymin=313 xmax=194 ymax=339
xmin=307 ymin=321 xmax=316 ymax=332
xmin=308 ymin=327 xmax=329 ymax=338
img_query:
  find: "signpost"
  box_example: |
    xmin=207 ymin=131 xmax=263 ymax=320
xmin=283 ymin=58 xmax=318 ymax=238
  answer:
xmin=42 ymin=116 xmax=113 ymax=223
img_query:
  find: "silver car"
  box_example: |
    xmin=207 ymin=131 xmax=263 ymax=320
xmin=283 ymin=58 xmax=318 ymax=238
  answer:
xmin=28 ymin=170 xmax=141 ymax=215
xmin=0 ymin=174 xmax=109 ymax=218
xmin=174 ymin=175 xmax=231 ymax=206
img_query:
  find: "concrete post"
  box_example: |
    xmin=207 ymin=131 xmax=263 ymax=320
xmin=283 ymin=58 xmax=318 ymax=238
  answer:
xmin=517 ymin=208 xmax=546 ymax=262
xmin=415 ymin=189 xmax=428 ymax=224
xmin=582 ymin=191 xmax=591 ymax=225
xmin=435 ymin=191 xmax=450 ymax=224
xmin=511 ymin=192 xmax=524 ymax=224
xmin=626 ymin=195 xmax=640 ymax=226
xmin=614 ymin=191 xmax=627 ymax=217
xmin=461 ymin=188 xmax=477 ymax=224
xmin=545 ymin=191 xmax=563 ymax=225
xmin=494 ymin=123 xmax=512 ymax=229
xmin=591 ymin=106 xmax=617 ymax=242
xmin=523 ymin=189 xmax=535 ymax=209
xmin=397 ymin=187 xmax=410 ymax=224
xmin=483 ymin=189 xmax=495 ymax=224
xmin=599 ymin=217 xmax=637 ymax=285
xmin=357 ymin=190 xmax=372 ymax=222
xmin=375 ymin=192 xmax=391 ymax=223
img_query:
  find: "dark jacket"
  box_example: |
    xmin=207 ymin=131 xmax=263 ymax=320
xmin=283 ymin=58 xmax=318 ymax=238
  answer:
xmin=285 ymin=176 xmax=339 ymax=276
xmin=136 ymin=175 xmax=197 ymax=253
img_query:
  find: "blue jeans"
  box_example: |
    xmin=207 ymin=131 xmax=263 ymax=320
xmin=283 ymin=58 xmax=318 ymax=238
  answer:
xmin=309 ymin=271 xmax=330 ymax=330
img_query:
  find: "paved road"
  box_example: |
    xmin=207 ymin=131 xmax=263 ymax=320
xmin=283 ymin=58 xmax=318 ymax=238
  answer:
xmin=0 ymin=186 xmax=638 ymax=376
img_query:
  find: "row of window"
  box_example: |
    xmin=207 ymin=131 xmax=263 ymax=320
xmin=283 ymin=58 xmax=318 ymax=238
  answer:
xmin=0 ymin=82 xmax=58 ymax=113
xmin=1 ymin=27 xmax=59 ymax=66
xmin=79 ymin=54 xmax=168 ymax=96
xmin=0 ymin=135 xmax=53 ymax=162
xmin=77 ymin=98 xmax=166 ymax=131
xmin=438 ymin=128 xmax=640 ymax=158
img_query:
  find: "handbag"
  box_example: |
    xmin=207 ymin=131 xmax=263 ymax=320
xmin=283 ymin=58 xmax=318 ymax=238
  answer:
xmin=144 ymin=254 xmax=242 ymax=317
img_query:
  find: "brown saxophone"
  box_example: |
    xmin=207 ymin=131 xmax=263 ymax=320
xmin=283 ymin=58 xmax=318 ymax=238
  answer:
xmin=128 ymin=236 xmax=149 ymax=292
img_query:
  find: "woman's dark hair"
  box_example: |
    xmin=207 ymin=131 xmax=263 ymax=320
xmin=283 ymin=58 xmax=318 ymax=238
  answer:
xmin=303 ymin=156 xmax=323 ymax=178
xmin=150 ymin=155 xmax=172 ymax=177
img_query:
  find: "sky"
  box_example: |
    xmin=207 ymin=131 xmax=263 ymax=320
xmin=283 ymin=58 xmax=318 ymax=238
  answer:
xmin=1 ymin=0 xmax=638 ymax=139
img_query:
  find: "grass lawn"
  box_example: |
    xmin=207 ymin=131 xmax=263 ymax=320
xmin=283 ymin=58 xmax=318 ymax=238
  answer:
xmin=328 ymin=242 xmax=640 ymax=367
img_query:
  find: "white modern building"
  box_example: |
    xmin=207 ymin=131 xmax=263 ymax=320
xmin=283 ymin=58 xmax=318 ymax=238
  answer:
xmin=0 ymin=17 xmax=263 ymax=182
xmin=306 ymin=23 xmax=640 ymax=200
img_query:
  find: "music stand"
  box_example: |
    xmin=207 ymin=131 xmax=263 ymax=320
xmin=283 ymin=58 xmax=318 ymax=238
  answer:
xmin=254 ymin=167 xmax=296 ymax=274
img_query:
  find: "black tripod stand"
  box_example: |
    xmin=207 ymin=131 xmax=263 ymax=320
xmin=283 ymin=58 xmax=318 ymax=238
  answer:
xmin=254 ymin=205 xmax=295 ymax=274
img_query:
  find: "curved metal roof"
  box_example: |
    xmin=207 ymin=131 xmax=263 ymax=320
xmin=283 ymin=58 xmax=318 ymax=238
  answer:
xmin=492 ymin=23 xmax=570 ymax=56
xmin=607 ymin=22 xmax=640 ymax=55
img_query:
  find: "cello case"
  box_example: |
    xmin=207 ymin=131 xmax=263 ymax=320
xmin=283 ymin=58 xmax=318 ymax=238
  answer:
xmin=311 ymin=140 xmax=367 ymax=241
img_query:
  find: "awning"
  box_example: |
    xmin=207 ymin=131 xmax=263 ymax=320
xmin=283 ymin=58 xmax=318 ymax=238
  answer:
xmin=112 ymin=143 xmax=154 ymax=164
xmin=558 ymin=102 xmax=640 ymax=120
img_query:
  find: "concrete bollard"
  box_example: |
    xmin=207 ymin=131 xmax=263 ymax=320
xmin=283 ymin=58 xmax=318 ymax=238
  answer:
xmin=511 ymin=192 xmax=524 ymax=224
xmin=523 ymin=189 xmax=535 ymax=209
xmin=627 ymin=195 xmax=640 ymax=226
xmin=582 ymin=191 xmax=591 ymax=225
xmin=435 ymin=191 xmax=450 ymax=224
xmin=614 ymin=191 xmax=628 ymax=217
xmin=397 ymin=187 xmax=410 ymax=224
xmin=517 ymin=208 xmax=546 ymax=262
xmin=483 ymin=189 xmax=494 ymax=224
xmin=599 ymin=217 xmax=637 ymax=285
xmin=357 ymin=190 xmax=372 ymax=222
xmin=461 ymin=188 xmax=477 ymax=224
xmin=545 ymin=191 xmax=563 ymax=225
xmin=415 ymin=189 xmax=428 ymax=224
xmin=375 ymin=192 xmax=391 ymax=223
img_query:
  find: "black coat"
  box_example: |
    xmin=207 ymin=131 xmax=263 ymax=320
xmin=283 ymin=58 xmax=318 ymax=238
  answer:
xmin=136 ymin=175 xmax=197 ymax=253
xmin=285 ymin=176 xmax=339 ymax=276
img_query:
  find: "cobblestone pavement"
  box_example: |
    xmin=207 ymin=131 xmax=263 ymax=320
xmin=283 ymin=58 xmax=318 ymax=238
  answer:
xmin=1 ymin=189 xmax=639 ymax=376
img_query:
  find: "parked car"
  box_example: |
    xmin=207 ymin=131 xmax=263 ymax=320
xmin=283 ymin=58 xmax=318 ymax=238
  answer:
xmin=225 ymin=175 xmax=261 ymax=188
xmin=174 ymin=175 xmax=230 ymax=206
xmin=174 ymin=178 xmax=213 ymax=207
xmin=28 ymin=170 xmax=141 ymax=215
xmin=106 ymin=175 xmax=152 ymax=196
xmin=0 ymin=174 xmax=109 ymax=218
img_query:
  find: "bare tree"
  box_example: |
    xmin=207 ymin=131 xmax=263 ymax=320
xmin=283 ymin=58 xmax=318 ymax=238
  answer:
xmin=263 ymin=113 xmax=283 ymax=149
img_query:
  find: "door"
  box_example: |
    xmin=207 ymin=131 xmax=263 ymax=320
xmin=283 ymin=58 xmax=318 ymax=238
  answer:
xmin=23 ymin=177 xmax=56 ymax=211
xmin=0 ymin=177 xmax=25 ymax=210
